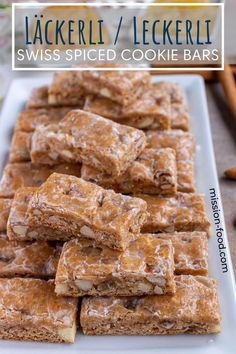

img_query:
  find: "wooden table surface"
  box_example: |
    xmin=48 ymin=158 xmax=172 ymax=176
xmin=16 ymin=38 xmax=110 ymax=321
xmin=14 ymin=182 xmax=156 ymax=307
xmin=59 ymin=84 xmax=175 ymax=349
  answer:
xmin=207 ymin=82 xmax=236 ymax=277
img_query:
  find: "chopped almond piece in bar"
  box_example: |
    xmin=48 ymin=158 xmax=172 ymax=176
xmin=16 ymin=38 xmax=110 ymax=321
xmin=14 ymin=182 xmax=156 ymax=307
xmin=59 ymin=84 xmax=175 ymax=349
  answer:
xmin=48 ymin=72 xmax=86 ymax=106
xmin=0 ymin=233 xmax=61 ymax=278
xmin=27 ymin=174 xmax=147 ymax=251
xmin=0 ymin=278 xmax=78 ymax=343
xmin=7 ymin=187 xmax=74 ymax=242
xmin=81 ymin=148 xmax=177 ymax=196
xmin=55 ymin=235 xmax=175 ymax=297
xmin=80 ymin=275 xmax=221 ymax=335
xmin=137 ymin=193 xmax=211 ymax=235
xmin=0 ymin=162 xmax=81 ymax=198
xmin=154 ymin=231 xmax=208 ymax=275
xmin=31 ymin=110 xmax=146 ymax=176
xmin=0 ymin=199 xmax=12 ymax=232
xmin=84 ymin=88 xmax=171 ymax=130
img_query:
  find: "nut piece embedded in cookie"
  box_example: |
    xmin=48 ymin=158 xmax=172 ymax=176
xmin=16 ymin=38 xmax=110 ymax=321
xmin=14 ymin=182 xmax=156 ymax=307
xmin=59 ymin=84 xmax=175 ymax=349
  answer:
xmin=55 ymin=235 xmax=175 ymax=297
xmin=80 ymin=275 xmax=221 ymax=335
xmin=27 ymin=173 xmax=147 ymax=251
xmin=0 ymin=278 xmax=78 ymax=343
xmin=31 ymin=110 xmax=146 ymax=176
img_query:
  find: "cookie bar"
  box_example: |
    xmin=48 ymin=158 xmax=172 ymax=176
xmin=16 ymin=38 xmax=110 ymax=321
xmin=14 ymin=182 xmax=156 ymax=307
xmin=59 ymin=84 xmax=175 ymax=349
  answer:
xmin=138 ymin=193 xmax=211 ymax=235
xmin=81 ymin=148 xmax=177 ymax=196
xmin=153 ymin=82 xmax=190 ymax=131
xmin=55 ymin=235 xmax=175 ymax=297
xmin=154 ymin=231 xmax=208 ymax=275
xmin=0 ymin=234 xmax=61 ymax=278
xmin=0 ymin=278 xmax=78 ymax=343
xmin=154 ymin=82 xmax=185 ymax=104
xmin=80 ymin=69 xmax=151 ymax=106
xmin=30 ymin=124 xmax=63 ymax=165
xmin=177 ymin=160 xmax=195 ymax=193
xmin=146 ymin=130 xmax=195 ymax=192
xmin=9 ymin=131 xmax=32 ymax=163
xmin=0 ymin=198 xmax=12 ymax=232
xmin=31 ymin=110 xmax=146 ymax=176
xmin=26 ymin=86 xmax=50 ymax=109
xmin=27 ymin=173 xmax=147 ymax=251
xmin=146 ymin=130 xmax=195 ymax=161
xmin=15 ymin=107 xmax=72 ymax=132
xmin=0 ymin=162 xmax=81 ymax=198
xmin=80 ymin=275 xmax=221 ymax=335
xmin=171 ymin=102 xmax=190 ymax=131
xmin=48 ymin=71 xmax=86 ymax=106
xmin=84 ymin=89 xmax=171 ymax=130
xmin=7 ymin=187 xmax=73 ymax=242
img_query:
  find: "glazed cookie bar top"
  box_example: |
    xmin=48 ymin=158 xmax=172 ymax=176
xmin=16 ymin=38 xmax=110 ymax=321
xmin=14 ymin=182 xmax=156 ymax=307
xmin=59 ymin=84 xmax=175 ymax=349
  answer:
xmin=48 ymin=72 xmax=86 ymax=106
xmin=31 ymin=110 xmax=146 ymax=176
xmin=154 ymin=231 xmax=208 ymax=276
xmin=0 ymin=199 xmax=12 ymax=232
xmin=0 ymin=278 xmax=78 ymax=343
xmin=0 ymin=162 xmax=81 ymax=198
xmin=0 ymin=234 xmax=61 ymax=278
xmin=55 ymin=235 xmax=175 ymax=297
xmin=138 ymin=193 xmax=211 ymax=235
xmin=7 ymin=187 xmax=74 ymax=242
xmin=81 ymin=148 xmax=177 ymax=196
xmin=84 ymin=89 xmax=171 ymax=130
xmin=27 ymin=173 xmax=147 ymax=251
xmin=80 ymin=69 xmax=152 ymax=106
xmin=80 ymin=275 xmax=221 ymax=335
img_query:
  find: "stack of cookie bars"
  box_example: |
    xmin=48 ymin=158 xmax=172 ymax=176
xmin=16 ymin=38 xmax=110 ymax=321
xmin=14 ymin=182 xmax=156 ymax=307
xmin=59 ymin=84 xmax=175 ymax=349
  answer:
xmin=0 ymin=69 xmax=221 ymax=343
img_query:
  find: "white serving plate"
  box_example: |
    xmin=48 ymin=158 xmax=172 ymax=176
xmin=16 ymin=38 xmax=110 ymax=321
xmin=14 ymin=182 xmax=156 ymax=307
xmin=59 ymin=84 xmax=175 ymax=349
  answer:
xmin=0 ymin=75 xmax=236 ymax=354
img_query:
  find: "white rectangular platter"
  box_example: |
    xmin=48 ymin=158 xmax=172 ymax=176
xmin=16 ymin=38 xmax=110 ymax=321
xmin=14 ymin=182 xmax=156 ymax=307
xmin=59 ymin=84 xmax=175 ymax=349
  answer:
xmin=0 ymin=74 xmax=236 ymax=354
